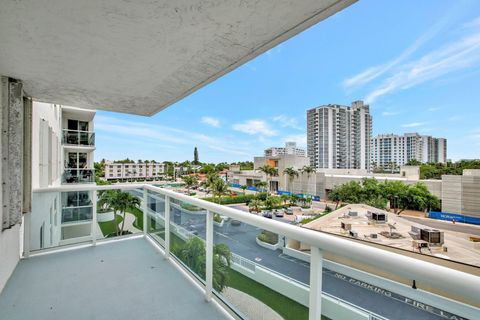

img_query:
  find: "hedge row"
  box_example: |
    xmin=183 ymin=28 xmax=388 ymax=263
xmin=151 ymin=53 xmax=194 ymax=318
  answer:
xmin=203 ymin=192 xmax=267 ymax=205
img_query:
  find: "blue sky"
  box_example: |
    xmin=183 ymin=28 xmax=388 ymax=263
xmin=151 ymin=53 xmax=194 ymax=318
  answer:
xmin=95 ymin=0 xmax=480 ymax=163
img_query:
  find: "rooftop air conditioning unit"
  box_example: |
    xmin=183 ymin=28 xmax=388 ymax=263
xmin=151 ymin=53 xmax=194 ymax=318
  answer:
xmin=341 ymin=222 xmax=352 ymax=231
xmin=349 ymin=230 xmax=358 ymax=238
xmin=420 ymin=229 xmax=444 ymax=245
xmin=372 ymin=212 xmax=387 ymax=223
xmin=349 ymin=211 xmax=358 ymax=217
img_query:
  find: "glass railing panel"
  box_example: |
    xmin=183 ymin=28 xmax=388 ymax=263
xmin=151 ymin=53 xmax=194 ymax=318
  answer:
xmin=62 ymin=129 xmax=95 ymax=146
xmin=145 ymin=190 xmax=166 ymax=245
xmin=31 ymin=191 xmax=93 ymax=251
xmin=62 ymin=169 xmax=95 ymax=184
xmin=168 ymin=197 xmax=207 ymax=283
xmin=211 ymin=208 xmax=313 ymax=320
xmin=96 ymin=188 xmax=143 ymax=240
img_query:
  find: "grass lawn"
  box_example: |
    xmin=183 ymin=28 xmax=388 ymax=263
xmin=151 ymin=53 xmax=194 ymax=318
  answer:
xmin=227 ymin=268 xmax=314 ymax=320
xmin=128 ymin=206 xmax=144 ymax=230
xmin=97 ymin=214 xmax=123 ymax=236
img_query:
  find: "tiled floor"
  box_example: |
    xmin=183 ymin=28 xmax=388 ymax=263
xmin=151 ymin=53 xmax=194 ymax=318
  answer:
xmin=0 ymin=238 xmax=227 ymax=320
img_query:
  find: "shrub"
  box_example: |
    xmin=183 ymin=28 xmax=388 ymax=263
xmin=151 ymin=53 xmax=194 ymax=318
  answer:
xmin=324 ymin=206 xmax=333 ymax=213
xmin=257 ymin=230 xmax=278 ymax=245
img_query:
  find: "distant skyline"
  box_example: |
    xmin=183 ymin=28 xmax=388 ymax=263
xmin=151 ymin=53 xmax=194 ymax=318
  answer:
xmin=95 ymin=0 xmax=480 ymax=163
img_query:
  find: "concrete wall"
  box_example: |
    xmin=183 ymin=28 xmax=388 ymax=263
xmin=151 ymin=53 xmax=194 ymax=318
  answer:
xmin=461 ymin=175 xmax=480 ymax=217
xmin=442 ymin=175 xmax=462 ymax=214
xmin=0 ymin=225 xmax=20 ymax=293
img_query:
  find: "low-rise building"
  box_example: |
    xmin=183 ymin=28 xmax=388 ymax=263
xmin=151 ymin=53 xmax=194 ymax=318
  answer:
xmin=104 ymin=161 xmax=165 ymax=181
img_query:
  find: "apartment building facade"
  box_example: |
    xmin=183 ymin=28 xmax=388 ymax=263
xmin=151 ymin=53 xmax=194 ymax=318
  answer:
xmin=371 ymin=133 xmax=447 ymax=170
xmin=104 ymin=162 xmax=165 ymax=180
xmin=307 ymin=100 xmax=372 ymax=171
xmin=265 ymin=141 xmax=306 ymax=157
xmin=31 ymin=102 xmax=96 ymax=251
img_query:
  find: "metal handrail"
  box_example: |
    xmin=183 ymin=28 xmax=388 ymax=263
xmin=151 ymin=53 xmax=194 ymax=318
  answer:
xmin=31 ymin=183 xmax=480 ymax=304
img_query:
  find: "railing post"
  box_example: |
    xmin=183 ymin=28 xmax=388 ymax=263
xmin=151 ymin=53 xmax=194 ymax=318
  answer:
xmin=205 ymin=210 xmax=213 ymax=302
xmin=164 ymin=195 xmax=170 ymax=259
xmin=142 ymin=188 xmax=147 ymax=236
xmin=91 ymin=190 xmax=97 ymax=246
xmin=309 ymin=246 xmax=323 ymax=320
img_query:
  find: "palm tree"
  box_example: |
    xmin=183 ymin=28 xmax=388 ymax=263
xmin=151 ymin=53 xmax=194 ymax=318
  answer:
xmin=182 ymin=175 xmax=198 ymax=195
xmin=177 ymin=237 xmax=231 ymax=292
xmin=99 ymin=190 xmax=140 ymax=236
xmin=240 ymin=184 xmax=247 ymax=195
xmin=203 ymin=172 xmax=219 ymax=195
xmin=254 ymin=181 xmax=267 ymax=193
xmin=301 ymin=165 xmax=315 ymax=177
xmin=283 ymin=167 xmax=299 ymax=193
xmin=280 ymin=194 xmax=290 ymax=207
xmin=248 ymin=199 xmax=263 ymax=213
xmin=257 ymin=165 xmax=278 ymax=193
xmin=211 ymin=178 xmax=228 ymax=203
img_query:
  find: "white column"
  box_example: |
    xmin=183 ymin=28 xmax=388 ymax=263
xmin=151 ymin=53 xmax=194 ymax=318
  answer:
xmin=91 ymin=191 xmax=97 ymax=246
xmin=142 ymin=188 xmax=147 ymax=236
xmin=164 ymin=195 xmax=170 ymax=259
xmin=205 ymin=210 xmax=213 ymax=302
xmin=309 ymin=246 xmax=323 ymax=320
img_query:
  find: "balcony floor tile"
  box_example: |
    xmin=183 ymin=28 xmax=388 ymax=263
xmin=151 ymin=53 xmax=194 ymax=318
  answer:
xmin=0 ymin=238 xmax=227 ymax=320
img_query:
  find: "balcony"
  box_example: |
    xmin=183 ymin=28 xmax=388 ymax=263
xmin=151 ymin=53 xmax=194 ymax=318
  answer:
xmin=62 ymin=129 xmax=95 ymax=146
xmin=62 ymin=169 xmax=95 ymax=184
xmin=10 ymin=184 xmax=480 ymax=320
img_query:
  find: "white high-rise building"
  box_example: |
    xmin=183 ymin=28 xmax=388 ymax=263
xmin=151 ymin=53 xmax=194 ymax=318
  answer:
xmin=31 ymin=102 xmax=95 ymax=250
xmin=307 ymin=100 xmax=372 ymax=170
xmin=371 ymin=133 xmax=447 ymax=170
xmin=264 ymin=141 xmax=306 ymax=157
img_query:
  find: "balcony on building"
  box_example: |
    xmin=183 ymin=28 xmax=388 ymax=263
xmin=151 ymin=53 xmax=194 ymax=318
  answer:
xmin=61 ymin=107 xmax=96 ymax=147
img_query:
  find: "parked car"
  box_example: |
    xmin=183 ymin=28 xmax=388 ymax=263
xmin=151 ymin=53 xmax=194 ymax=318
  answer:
xmin=262 ymin=211 xmax=273 ymax=219
xmin=284 ymin=208 xmax=294 ymax=215
xmin=274 ymin=210 xmax=284 ymax=218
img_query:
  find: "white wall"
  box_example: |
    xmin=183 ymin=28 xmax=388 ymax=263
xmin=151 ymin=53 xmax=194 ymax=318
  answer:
xmin=0 ymin=225 xmax=21 ymax=293
xmin=32 ymin=102 xmax=62 ymax=189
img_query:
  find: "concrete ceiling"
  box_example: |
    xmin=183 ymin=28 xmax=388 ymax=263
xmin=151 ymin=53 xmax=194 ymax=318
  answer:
xmin=0 ymin=0 xmax=355 ymax=116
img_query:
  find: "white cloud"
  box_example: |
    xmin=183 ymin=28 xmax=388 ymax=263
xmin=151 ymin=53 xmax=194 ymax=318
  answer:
xmin=96 ymin=115 xmax=250 ymax=156
xmin=427 ymin=107 xmax=440 ymax=112
xmin=201 ymin=116 xmax=220 ymax=127
xmin=381 ymin=111 xmax=400 ymax=117
xmin=232 ymin=119 xmax=277 ymax=137
xmin=284 ymin=134 xmax=307 ymax=148
xmin=463 ymin=16 xmax=480 ymax=29
xmin=401 ymin=122 xmax=427 ymax=128
xmin=364 ymin=29 xmax=480 ymax=103
xmin=272 ymin=115 xmax=302 ymax=130
xmin=342 ymin=16 xmax=449 ymax=90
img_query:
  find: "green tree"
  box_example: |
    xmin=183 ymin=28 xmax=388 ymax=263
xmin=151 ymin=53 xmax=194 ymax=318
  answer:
xmin=240 ymin=185 xmax=247 ymax=195
xmin=283 ymin=167 xmax=299 ymax=193
xmin=98 ymin=190 xmax=140 ymax=236
xmin=257 ymin=165 xmax=279 ymax=193
xmin=177 ymin=237 xmax=231 ymax=292
xmin=249 ymin=199 xmax=263 ymax=213
xmin=193 ymin=147 xmax=199 ymax=165
xmin=254 ymin=181 xmax=267 ymax=193
xmin=264 ymin=196 xmax=281 ymax=210
xmin=211 ymin=178 xmax=228 ymax=203
xmin=182 ymin=175 xmax=199 ymax=195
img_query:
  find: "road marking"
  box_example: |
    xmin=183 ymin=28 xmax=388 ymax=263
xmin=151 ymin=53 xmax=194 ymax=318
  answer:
xmin=324 ymin=270 xmax=467 ymax=320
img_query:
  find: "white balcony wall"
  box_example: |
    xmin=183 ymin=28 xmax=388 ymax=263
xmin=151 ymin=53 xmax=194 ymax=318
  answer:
xmin=32 ymin=102 xmax=62 ymax=189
